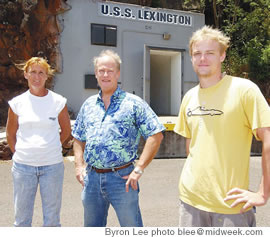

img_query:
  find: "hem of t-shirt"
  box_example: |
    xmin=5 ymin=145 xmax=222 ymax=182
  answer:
xmin=12 ymin=157 xmax=63 ymax=167
xmin=179 ymin=197 xmax=252 ymax=215
xmin=173 ymin=129 xmax=190 ymax=139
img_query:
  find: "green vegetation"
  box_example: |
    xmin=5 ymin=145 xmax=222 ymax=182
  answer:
xmin=150 ymin=0 xmax=270 ymax=98
xmin=221 ymin=0 xmax=270 ymax=84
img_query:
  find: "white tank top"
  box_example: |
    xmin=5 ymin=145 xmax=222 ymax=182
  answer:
xmin=8 ymin=90 xmax=67 ymax=166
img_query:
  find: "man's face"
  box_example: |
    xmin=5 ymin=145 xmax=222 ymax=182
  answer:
xmin=95 ymin=55 xmax=120 ymax=94
xmin=191 ymin=39 xmax=226 ymax=78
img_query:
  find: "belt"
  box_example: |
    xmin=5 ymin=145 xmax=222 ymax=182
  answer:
xmin=91 ymin=162 xmax=133 ymax=173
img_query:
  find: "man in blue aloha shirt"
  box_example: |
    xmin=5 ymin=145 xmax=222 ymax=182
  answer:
xmin=72 ymin=49 xmax=165 ymax=227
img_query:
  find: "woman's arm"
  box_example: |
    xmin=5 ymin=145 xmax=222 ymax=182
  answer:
xmin=58 ymin=105 xmax=71 ymax=145
xmin=6 ymin=108 xmax=19 ymax=153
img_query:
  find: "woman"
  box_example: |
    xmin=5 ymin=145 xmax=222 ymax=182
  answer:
xmin=6 ymin=57 xmax=71 ymax=227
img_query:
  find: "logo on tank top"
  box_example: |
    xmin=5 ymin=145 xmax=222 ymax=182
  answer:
xmin=49 ymin=117 xmax=57 ymax=121
xmin=187 ymin=106 xmax=223 ymax=117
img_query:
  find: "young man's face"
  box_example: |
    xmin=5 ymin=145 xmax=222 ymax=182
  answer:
xmin=191 ymin=39 xmax=226 ymax=79
xmin=95 ymin=55 xmax=120 ymax=94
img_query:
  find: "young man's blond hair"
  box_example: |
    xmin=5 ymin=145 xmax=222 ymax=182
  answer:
xmin=189 ymin=25 xmax=230 ymax=55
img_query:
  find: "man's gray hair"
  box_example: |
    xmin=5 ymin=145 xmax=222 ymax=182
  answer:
xmin=93 ymin=50 xmax=122 ymax=71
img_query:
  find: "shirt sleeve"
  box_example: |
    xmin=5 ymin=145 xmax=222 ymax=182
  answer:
xmin=56 ymin=96 xmax=67 ymax=114
xmin=134 ymin=100 xmax=165 ymax=140
xmin=173 ymin=95 xmax=191 ymax=139
xmin=242 ymin=83 xmax=270 ymax=140
xmin=72 ymin=104 xmax=87 ymax=142
xmin=8 ymin=100 xmax=15 ymax=114
xmin=8 ymin=97 xmax=19 ymax=115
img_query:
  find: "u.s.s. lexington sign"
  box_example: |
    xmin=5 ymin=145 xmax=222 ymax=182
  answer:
xmin=98 ymin=2 xmax=192 ymax=27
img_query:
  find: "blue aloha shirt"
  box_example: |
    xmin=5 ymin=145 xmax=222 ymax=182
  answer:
xmin=72 ymin=87 xmax=165 ymax=169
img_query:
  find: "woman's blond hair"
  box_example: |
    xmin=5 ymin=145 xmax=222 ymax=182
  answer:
xmin=16 ymin=57 xmax=55 ymax=77
xmin=189 ymin=25 xmax=230 ymax=55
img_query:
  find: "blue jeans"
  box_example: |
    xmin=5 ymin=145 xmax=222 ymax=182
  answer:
xmin=12 ymin=161 xmax=64 ymax=227
xmin=82 ymin=164 xmax=143 ymax=227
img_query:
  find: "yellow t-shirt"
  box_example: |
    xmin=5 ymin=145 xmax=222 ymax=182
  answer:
xmin=174 ymin=75 xmax=270 ymax=214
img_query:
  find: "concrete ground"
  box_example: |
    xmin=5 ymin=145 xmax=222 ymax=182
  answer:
xmin=0 ymin=157 xmax=269 ymax=227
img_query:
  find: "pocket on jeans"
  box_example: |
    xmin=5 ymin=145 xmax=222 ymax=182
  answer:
xmin=114 ymin=164 xmax=134 ymax=179
xmin=12 ymin=161 xmax=28 ymax=174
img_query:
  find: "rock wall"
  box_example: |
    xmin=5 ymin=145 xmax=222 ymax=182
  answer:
xmin=0 ymin=0 xmax=71 ymax=126
xmin=0 ymin=139 xmax=12 ymax=160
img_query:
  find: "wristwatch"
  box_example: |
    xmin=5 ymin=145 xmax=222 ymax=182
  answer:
xmin=134 ymin=166 xmax=144 ymax=175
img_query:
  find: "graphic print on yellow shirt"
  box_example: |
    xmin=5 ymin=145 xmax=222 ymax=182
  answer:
xmin=187 ymin=106 xmax=223 ymax=117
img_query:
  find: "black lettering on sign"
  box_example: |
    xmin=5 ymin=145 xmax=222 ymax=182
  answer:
xmin=113 ymin=6 xmax=121 ymax=17
xmin=124 ymin=8 xmax=132 ymax=18
xmin=101 ymin=4 xmax=109 ymax=15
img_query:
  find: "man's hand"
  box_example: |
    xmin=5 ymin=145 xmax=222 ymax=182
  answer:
xmin=224 ymin=187 xmax=267 ymax=213
xmin=123 ymin=170 xmax=142 ymax=192
xmin=75 ymin=166 xmax=86 ymax=187
xmin=73 ymin=138 xmax=86 ymax=187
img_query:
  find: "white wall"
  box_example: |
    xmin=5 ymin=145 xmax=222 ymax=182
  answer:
xmin=54 ymin=0 xmax=204 ymax=115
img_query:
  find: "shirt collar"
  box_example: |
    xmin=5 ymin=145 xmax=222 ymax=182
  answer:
xmin=97 ymin=86 xmax=124 ymax=103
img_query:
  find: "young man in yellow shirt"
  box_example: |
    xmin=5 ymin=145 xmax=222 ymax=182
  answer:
xmin=174 ymin=26 xmax=270 ymax=227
